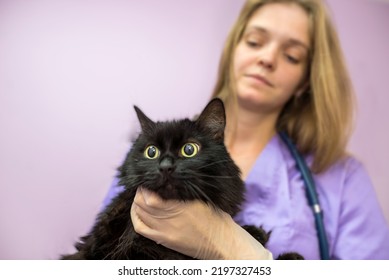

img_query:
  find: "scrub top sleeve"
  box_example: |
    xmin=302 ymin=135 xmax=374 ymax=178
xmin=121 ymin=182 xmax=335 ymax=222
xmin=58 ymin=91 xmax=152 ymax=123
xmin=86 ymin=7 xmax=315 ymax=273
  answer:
xmin=100 ymin=175 xmax=125 ymax=211
xmin=334 ymin=160 xmax=389 ymax=259
xmin=100 ymin=146 xmax=132 ymax=210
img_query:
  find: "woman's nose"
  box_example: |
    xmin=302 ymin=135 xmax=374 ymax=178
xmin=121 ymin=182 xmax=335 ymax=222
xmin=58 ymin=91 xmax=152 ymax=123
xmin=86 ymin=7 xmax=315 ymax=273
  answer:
xmin=257 ymin=45 xmax=277 ymax=70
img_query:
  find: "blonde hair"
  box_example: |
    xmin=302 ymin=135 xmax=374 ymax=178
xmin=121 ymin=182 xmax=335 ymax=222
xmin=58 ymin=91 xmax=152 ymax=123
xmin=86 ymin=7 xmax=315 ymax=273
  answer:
xmin=212 ymin=0 xmax=355 ymax=173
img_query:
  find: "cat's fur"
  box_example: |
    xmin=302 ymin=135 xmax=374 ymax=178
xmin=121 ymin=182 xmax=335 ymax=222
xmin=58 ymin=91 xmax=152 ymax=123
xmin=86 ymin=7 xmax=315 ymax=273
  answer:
xmin=61 ymin=98 xmax=303 ymax=260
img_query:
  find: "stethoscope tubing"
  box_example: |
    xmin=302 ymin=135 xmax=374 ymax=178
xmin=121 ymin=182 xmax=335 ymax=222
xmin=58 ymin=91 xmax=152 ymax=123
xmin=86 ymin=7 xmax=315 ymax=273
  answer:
xmin=279 ymin=131 xmax=330 ymax=260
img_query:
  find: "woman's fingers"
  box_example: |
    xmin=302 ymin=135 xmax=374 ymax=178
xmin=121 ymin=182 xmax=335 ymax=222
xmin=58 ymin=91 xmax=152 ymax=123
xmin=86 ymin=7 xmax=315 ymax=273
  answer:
xmin=134 ymin=188 xmax=183 ymax=216
xmin=131 ymin=200 xmax=166 ymax=242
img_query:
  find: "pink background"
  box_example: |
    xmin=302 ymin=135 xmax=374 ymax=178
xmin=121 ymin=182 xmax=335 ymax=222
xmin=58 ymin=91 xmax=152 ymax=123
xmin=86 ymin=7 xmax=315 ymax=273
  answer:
xmin=0 ymin=0 xmax=388 ymax=259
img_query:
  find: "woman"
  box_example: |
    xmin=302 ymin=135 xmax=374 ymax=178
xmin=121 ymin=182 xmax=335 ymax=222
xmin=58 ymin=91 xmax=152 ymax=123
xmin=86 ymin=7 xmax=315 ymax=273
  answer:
xmin=106 ymin=0 xmax=389 ymax=259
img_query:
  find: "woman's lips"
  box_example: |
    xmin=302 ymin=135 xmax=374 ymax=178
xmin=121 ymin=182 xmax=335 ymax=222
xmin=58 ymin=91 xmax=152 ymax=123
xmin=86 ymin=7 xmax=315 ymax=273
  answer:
xmin=245 ymin=74 xmax=274 ymax=87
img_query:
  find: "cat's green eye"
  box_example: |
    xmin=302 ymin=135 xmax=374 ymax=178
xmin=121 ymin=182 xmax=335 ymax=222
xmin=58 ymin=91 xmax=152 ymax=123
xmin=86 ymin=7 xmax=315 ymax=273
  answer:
xmin=144 ymin=145 xmax=160 ymax=159
xmin=181 ymin=143 xmax=199 ymax=158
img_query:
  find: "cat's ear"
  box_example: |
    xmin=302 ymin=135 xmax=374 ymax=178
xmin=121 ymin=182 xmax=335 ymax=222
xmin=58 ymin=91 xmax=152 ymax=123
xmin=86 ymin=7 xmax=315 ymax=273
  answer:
xmin=134 ymin=106 xmax=155 ymax=133
xmin=196 ymin=98 xmax=226 ymax=142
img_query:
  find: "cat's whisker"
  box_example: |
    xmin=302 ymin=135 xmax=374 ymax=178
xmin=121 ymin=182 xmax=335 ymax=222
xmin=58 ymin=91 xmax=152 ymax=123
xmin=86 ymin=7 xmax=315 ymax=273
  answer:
xmin=186 ymin=181 xmax=214 ymax=204
xmin=198 ymin=174 xmax=236 ymax=179
xmin=192 ymin=172 xmax=242 ymax=191
xmin=197 ymin=178 xmax=222 ymax=191
xmin=181 ymin=171 xmax=236 ymax=179
xmin=198 ymin=159 xmax=232 ymax=169
xmin=185 ymin=182 xmax=203 ymax=201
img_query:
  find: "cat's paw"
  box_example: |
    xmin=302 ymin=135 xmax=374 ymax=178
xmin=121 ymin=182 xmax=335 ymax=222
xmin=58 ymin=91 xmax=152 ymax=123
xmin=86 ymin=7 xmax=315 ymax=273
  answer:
xmin=276 ymin=252 xmax=304 ymax=260
xmin=241 ymin=225 xmax=270 ymax=246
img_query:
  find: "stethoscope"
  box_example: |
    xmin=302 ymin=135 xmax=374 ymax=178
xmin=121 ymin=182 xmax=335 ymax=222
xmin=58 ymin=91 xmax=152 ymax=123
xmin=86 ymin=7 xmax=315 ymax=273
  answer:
xmin=279 ymin=131 xmax=330 ymax=260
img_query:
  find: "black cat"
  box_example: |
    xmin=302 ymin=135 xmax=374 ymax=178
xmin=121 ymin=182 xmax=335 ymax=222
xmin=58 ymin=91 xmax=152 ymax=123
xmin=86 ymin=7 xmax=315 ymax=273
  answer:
xmin=61 ymin=98 xmax=303 ymax=260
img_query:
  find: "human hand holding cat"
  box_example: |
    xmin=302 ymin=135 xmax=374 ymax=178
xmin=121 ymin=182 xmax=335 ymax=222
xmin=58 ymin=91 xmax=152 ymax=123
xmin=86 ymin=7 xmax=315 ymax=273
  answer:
xmin=131 ymin=188 xmax=273 ymax=260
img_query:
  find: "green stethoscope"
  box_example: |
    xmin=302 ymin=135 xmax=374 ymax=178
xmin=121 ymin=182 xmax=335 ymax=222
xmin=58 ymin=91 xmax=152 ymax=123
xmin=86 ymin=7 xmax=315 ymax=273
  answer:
xmin=279 ymin=131 xmax=330 ymax=260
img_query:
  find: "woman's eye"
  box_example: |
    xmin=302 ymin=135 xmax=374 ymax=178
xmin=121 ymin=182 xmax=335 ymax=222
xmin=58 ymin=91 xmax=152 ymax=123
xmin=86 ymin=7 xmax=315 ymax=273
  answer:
xmin=246 ymin=37 xmax=264 ymax=48
xmin=144 ymin=145 xmax=160 ymax=159
xmin=286 ymin=54 xmax=299 ymax=64
xmin=247 ymin=40 xmax=259 ymax=47
xmin=181 ymin=143 xmax=200 ymax=158
xmin=243 ymin=32 xmax=265 ymax=48
xmin=284 ymin=48 xmax=305 ymax=65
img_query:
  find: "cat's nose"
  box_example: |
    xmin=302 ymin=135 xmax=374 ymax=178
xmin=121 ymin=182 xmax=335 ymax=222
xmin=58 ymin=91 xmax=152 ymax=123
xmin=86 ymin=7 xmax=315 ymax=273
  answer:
xmin=159 ymin=157 xmax=175 ymax=174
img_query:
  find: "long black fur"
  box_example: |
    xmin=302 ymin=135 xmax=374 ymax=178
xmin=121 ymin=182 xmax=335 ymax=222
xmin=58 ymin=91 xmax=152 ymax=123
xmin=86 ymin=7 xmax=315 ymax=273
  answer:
xmin=61 ymin=98 xmax=303 ymax=260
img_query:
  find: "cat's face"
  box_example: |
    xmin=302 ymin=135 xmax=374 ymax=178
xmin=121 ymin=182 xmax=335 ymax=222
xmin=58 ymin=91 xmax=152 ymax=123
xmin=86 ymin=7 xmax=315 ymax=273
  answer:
xmin=119 ymin=99 xmax=244 ymax=214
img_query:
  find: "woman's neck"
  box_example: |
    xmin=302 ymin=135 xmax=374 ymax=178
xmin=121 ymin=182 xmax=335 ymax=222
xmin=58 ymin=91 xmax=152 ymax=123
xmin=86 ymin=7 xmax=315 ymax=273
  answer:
xmin=225 ymin=103 xmax=279 ymax=155
xmin=223 ymin=104 xmax=279 ymax=180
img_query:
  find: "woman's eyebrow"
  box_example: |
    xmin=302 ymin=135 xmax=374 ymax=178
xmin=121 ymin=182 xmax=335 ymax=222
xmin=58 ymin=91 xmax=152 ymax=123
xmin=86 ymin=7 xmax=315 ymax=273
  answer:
xmin=245 ymin=26 xmax=268 ymax=35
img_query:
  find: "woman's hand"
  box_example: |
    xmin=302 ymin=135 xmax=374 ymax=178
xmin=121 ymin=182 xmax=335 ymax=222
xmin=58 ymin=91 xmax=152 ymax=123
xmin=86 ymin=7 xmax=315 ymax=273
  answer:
xmin=131 ymin=188 xmax=273 ymax=260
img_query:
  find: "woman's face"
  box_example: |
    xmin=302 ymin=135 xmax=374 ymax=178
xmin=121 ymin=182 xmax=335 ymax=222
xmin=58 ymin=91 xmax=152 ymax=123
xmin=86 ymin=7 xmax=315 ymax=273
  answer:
xmin=233 ymin=2 xmax=310 ymax=113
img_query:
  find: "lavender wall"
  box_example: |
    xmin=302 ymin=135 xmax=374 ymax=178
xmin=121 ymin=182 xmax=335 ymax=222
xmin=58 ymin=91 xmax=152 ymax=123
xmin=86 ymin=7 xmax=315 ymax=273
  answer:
xmin=0 ymin=0 xmax=388 ymax=259
xmin=327 ymin=0 xmax=389 ymax=230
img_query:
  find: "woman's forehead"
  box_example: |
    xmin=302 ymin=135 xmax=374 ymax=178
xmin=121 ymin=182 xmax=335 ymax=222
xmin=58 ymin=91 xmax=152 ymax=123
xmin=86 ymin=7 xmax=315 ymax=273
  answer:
xmin=245 ymin=3 xmax=310 ymax=48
